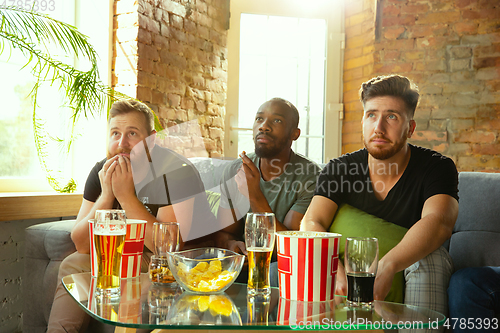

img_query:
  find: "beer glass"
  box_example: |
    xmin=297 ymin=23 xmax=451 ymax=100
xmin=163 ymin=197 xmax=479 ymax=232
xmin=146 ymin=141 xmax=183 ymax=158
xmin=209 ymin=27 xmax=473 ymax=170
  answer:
xmin=93 ymin=210 xmax=127 ymax=297
xmin=150 ymin=222 xmax=179 ymax=284
xmin=344 ymin=237 xmax=379 ymax=308
xmin=245 ymin=212 xmax=276 ymax=295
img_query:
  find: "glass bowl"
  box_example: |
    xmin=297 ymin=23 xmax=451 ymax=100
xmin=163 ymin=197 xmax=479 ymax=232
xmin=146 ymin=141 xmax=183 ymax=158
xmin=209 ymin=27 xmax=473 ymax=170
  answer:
xmin=165 ymin=292 xmax=242 ymax=325
xmin=166 ymin=247 xmax=245 ymax=294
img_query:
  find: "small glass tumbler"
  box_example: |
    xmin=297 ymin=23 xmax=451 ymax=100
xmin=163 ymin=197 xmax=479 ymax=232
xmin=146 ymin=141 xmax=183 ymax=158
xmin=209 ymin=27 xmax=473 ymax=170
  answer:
xmin=344 ymin=237 xmax=379 ymax=308
xmin=149 ymin=222 xmax=179 ymax=284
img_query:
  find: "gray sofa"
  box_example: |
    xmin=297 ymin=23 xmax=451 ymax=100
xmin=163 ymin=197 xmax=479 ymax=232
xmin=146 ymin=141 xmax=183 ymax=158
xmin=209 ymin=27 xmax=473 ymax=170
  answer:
xmin=23 ymin=162 xmax=500 ymax=331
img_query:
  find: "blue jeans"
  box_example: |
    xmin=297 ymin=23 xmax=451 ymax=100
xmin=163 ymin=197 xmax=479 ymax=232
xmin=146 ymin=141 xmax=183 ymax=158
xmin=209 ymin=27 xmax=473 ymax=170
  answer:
xmin=448 ymin=266 xmax=500 ymax=332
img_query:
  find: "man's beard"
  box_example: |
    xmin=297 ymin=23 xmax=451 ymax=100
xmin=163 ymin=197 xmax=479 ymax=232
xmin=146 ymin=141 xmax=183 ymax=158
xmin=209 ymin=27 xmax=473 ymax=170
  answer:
xmin=254 ymin=133 xmax=289 ymax=158
xmin=364 ymin=136 xmax=406 ymax=160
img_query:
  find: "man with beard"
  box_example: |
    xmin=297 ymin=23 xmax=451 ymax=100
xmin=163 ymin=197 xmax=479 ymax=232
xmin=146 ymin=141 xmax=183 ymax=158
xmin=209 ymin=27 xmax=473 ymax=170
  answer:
xmin=216 ymin=98 xmax=320 ymax=256
xmin=48 ymin=99 xmax=211 ymax=332
xmin=301 ymin=75 xmax=459 ymax=328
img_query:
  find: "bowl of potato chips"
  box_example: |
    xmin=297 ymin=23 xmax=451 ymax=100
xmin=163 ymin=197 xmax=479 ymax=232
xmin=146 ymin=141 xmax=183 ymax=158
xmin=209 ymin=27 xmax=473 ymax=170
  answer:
xmin=166 ymin=248 xmax=245 ymax=293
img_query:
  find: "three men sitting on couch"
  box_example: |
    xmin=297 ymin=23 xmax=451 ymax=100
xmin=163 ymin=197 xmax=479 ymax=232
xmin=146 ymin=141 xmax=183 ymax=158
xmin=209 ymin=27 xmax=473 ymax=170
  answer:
xmin=49 ymin=75 xmax=463 ymax=332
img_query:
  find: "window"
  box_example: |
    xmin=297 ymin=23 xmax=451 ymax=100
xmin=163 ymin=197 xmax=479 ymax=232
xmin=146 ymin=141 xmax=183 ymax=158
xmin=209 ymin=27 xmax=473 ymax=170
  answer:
xmin=0 ymin=0 xmax=110 ymax=192
xmin=226 ymin=0 xmax=345 ymax=163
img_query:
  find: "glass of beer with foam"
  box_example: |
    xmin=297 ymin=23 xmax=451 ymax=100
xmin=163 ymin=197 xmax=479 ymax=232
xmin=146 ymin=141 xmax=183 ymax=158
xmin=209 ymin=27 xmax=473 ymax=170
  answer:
xmin=93 ymin=210 xmax=127 ymax=297
xmin=245 ymin=212 xmax=276 ymax=295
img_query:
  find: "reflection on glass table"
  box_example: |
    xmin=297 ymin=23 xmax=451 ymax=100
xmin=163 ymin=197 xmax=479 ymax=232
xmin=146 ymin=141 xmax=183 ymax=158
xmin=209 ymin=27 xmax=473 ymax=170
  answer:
xmin=62 ymin=272 xmax=446 ymax=331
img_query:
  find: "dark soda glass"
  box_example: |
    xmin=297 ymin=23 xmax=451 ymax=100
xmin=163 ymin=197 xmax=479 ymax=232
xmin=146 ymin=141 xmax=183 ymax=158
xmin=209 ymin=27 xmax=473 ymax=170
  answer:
xmin=347 ymin=272 xmax=375 ymax=304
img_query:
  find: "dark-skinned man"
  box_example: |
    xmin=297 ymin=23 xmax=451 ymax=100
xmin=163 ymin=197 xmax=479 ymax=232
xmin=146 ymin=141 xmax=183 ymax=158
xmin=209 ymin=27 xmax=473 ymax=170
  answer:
xmin=216 ymin=97 xmax=321 ymax=285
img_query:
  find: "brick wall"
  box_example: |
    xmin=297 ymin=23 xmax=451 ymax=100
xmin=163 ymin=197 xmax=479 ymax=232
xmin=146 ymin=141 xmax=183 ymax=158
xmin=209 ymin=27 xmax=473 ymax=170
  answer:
xmin=113 ymin=0 xmax=229 ymax=158
xmin=343 ymin=0 xmax=500 ymax=172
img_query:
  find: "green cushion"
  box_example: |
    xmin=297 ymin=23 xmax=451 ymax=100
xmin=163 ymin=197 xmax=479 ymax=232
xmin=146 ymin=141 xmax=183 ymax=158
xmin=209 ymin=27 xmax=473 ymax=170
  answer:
xmin=328 ymin=204 xmax=408 ymax=303
xmin=206 ymin=191 xmax=221 ymax=216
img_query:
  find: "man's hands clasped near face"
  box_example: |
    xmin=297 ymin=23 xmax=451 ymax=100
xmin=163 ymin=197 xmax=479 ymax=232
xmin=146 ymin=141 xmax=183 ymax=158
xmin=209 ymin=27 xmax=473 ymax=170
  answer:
xmin=102 ymin=112 xmax=156 ymax=204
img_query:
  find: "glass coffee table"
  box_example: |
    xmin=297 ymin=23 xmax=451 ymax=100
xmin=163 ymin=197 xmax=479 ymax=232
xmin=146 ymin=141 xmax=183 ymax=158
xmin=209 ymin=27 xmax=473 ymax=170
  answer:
xmin=63 ymin=272 xmax=446 ymax=332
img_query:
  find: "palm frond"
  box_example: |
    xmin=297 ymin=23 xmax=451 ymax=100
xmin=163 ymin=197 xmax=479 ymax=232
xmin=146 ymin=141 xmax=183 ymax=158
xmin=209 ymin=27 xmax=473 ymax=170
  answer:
xmin=0 ymin=6 xmax=96 ymax=62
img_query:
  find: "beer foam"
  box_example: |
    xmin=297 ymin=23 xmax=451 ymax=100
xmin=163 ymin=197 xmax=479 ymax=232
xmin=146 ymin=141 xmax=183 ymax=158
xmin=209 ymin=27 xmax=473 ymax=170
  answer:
xmin=276 ymin=231 xmax=341 ymax=238
xmin=94 ymin=228 xmax=126 ymax=236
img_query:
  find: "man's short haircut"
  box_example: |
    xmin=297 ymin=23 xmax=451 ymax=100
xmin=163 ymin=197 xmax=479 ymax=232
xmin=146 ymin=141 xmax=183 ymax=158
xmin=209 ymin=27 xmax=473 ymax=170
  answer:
xmin=360 ymin=75 xmax=419 ymax=119
xmin=269 ymin=97 xmax=299 ymax=129
xmin=108 ymin=99 xmax=155 ymax=133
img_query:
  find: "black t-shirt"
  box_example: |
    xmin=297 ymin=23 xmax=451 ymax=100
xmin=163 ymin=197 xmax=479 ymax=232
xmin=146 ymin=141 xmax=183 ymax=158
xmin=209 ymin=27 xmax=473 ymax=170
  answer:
xmin=315 ymin=144 xmax=459 ymax=229
xmin=83 ymin=146 xmax=205 ymax=217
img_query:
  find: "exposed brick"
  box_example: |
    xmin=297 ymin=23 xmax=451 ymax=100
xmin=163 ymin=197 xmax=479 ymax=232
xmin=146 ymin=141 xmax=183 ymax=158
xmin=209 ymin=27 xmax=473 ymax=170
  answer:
xmin=184 ymin=19 xmax=197 ymax=34
xmin=404 ymin=50 xmax=424 ymax=61
xmin=442 ymin=83 xmax=481 ymax=94
xmin=137 ymin=28 xmax=152 ymax=44
xmin=383 ymin=5 xmax=400 ymax=16
xmin=450 ymin=119 xmax=475 ymax=132
xmin=454 ymin=130 xmax=496 ymax=143
xmin=450 ymin=46 xmax=473 ymax=59
xmin=382 ymin=15 xmax=416 ymax=27
xmin=454 ymin=22 xmax=478 ymax=35
xmin=450 ymin=58 xmax=471 ymax=72
xmin=384 ymin=26 xmax=406 ymax=40
xmin=420 ymin=84 xmax=443 ymax=94
xmin=478 ymin=20 xmax=500 ymax=35
xmin=159 ymin=0 xmax=186 ymax=17
xmin=474 ymin=44 xmax=500 ymax=58
xmin=152 ymin=90 xmax=165 ymax=105
xmin=373 ymin=62 xmax=413 ymax=73
xmin=196 ymin=0 xmax=208 ymax=14
xmin=472 ymin=144 xmax=500 ymax=155
xmin=476 ymin=68 xmax=500 ymax=80
xmin=474 ymin=57 xmax=500 ymax=69
xmin=417 ymin=11 xmax=460 ymax=25
xmin=195 ymin=100 xmax=207 ymax=113
xmin=432 ymin=106 xmax=478 ymax=119
xmin=412 ymin=131 xmax=447 ymax=142
xmin=462 ymin=34 xmax=500 ymax=45
xmin=138 ymin=0 xmax=153 ymax=17
xmin=137 ymin=71 xmax=156 ymax=88
xmin=209 ymin=127 xmax=223 ymax=140
xmin=457 ymin=156 xmax=500 ymax=170
xmin=401 ymin=4 xmax=429 ymax=14
xmin=137 ymin=86 xmax=152 ymax=102
xmin=137 ymin=56 xmax=153 ymax=73
xmin=476 ymin=118 xmax=500 ymax=131
xmin=456 ymin=0 xmax=475 ymax=9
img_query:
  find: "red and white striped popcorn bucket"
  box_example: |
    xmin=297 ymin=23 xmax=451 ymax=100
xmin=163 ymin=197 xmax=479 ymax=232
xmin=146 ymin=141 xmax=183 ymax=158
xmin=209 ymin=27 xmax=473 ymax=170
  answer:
xmin=276 ymin=231 xmax=341 ymax=302
xmin=277 ymin=297 xmax=336 ymax=326
xmin=90 ymin=219 xmax=147 ymax=279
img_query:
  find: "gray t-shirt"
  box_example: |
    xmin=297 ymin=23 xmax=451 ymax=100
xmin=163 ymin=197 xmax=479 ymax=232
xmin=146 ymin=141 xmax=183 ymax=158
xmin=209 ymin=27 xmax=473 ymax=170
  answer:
xmin=219 ymin=151 xmax=320 ymax=224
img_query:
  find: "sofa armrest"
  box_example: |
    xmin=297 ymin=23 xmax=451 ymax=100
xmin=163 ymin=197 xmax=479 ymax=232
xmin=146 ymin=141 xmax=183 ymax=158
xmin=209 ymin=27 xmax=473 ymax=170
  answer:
xmin=23 ymin=220 xmax=77 ymax=332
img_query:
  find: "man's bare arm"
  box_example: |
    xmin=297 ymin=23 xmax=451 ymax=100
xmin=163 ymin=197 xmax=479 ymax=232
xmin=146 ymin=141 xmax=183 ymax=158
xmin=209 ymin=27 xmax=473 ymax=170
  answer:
xmin=300 ymin=195 xmax=339 ymax=232
xmin=374 ymin=194 xmax=459 ymax=300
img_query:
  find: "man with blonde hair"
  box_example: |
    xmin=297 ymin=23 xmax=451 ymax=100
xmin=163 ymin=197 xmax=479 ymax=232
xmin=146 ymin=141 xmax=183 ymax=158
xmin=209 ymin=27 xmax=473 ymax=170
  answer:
xmin=48 ymin=99 xmax=211 ymax=332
